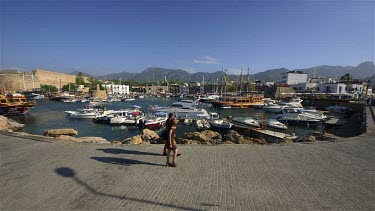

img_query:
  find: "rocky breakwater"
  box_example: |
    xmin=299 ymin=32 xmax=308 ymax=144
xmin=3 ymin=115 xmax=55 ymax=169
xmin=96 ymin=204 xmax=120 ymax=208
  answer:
xmin=44 ymin=128 xmax=110 ymax=144
xmin=121 ymin=129 xmax=161 ymax=145
xmin=0 ymin=116 xmax=25 ymax=131
xmin=120 ymin=129 xmax=276 ymax=145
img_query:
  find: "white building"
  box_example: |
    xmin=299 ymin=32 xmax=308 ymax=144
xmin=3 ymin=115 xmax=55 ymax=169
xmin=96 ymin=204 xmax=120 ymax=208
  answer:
xmin=309 ymin=77 xmax=334 ymax=84
xmin=279 ymin=71 xmax=308 ymax=85
xmin=291 ymin=82 xmax=317 ymax=92
xmin=315 ymin=83 xmax=347 ymax=94
xmin=105 ymin=84 xmax=130 ymax=95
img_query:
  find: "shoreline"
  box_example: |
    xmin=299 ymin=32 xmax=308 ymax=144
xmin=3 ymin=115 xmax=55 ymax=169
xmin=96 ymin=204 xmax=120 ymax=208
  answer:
xmin=1 ymin=104 xmax=373 ymax=145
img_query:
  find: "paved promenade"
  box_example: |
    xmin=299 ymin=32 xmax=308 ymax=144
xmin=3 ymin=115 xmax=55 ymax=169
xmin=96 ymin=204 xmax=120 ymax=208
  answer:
xmin=1 ymin=108 xmax=374 ymax=210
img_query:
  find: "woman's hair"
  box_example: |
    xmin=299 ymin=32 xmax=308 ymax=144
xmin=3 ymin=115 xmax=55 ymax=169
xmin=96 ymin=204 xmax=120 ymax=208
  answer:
xmin=168 ymin=113 xmax=174 ymax=118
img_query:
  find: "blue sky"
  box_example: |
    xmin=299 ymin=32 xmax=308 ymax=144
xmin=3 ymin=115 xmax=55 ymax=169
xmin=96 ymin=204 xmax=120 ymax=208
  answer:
xmin=1 ymin=0 xmax=374 ymax=75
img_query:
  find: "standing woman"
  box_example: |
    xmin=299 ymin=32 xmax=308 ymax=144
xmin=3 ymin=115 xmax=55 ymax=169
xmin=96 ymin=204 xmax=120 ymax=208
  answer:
xmin=165 ymin=113 xmax=178 ymax=167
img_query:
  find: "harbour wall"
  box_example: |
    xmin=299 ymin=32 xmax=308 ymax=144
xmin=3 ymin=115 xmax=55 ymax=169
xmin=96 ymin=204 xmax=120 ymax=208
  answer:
xmin=0 ymin=70 xmax=88 ymax=92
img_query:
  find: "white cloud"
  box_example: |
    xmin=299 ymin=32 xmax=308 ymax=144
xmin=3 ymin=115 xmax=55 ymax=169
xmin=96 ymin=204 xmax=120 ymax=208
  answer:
xmin=180 ymin=67 xmax=197 ymax=73
xmin=193 ymin=56 xmax=221 ymax=65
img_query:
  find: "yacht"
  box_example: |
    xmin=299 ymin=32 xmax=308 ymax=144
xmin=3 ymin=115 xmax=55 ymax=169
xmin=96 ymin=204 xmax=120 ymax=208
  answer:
xmin=142 ymin=112 xmax=168 ymax=130
xmin=149 ymin=101 xmax=210 ymax=119
xmin=273 ymin=108 xmax=321 ymax=125
xmin=67 ymin=109 xmax=101 ymax=119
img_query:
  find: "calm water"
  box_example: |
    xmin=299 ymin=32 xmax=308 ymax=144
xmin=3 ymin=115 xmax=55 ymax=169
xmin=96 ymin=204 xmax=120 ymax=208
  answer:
xmin=9 ymin=97 xmax=321 ymax=141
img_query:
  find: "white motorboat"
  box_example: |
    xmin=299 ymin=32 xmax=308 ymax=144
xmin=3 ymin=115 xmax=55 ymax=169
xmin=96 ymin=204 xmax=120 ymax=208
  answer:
xmin=149 ymin=101 xmax=210 ymax=119
xmin=194 ymin=119 xmax=210 ymax=131
xmin=325 ymin=105 xmax=352 ymax=114
xmin=273 ymin=108 xmax=321 ymax=125
xmin=68 ymin=109 xmax=100 ymax=119
xmin=208 ymin=119 xmax=232 ymax=133
xmin=232 ymin=117 xmax=260 ymax=128
xmin=257 ymin=118 xmax=288 ymax=130
xmin=25 ymin=93 xmax=45 ymax=100
xmin=142 ymin=112 xmax=168 ymax=130
xmin=199 ymin=94 xmax=220 ymax=103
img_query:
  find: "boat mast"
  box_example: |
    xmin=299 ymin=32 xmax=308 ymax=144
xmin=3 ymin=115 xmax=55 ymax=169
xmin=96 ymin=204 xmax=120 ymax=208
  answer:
xmin=220 ymin=68 xmax=224 ymax=95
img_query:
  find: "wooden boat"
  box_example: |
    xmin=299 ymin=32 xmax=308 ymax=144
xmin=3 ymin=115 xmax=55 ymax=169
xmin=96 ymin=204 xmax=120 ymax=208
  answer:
xmin=210 ymin=94 xmax=264 ymax=108
xmin=0 ymin=93 xmax=36 ymax=115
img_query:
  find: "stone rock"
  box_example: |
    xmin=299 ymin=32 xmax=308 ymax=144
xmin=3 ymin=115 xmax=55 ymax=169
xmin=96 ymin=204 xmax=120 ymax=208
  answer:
xmin=0 ymin=116 xmax=25 ymax=131
xmin=242 ymin=138 xmax=254 ymax=144
xmin=141 ymin=129 xmax=159 ymax=141
xmin=181 ymin=132 xmax=211 ymax=144
xmin=200 ymin=130 xmax=220 ymax=139
xmin=55 ymin=135 xmax=110 ymax=144
xmin=112 ymin=141 xmax=122 ymax=145
xmin=305 ymin=135 xmax=316 ymax=142
xmin=221 ymin=141 xmax=234 ymax=144
xmin=279 ymin=137 xmax=293 ymax=144
xmin=176 ymin=138 xmax=200 ymax=145
xmin=223 ymin=130 xmax=244 ymax=144
xmin=123 ymin=135 xmax=143 ymax=145
xmin=44 ymin=128 xmax=78 ymax=137
xmin=253 ymin=137 xmax=267 ymax=145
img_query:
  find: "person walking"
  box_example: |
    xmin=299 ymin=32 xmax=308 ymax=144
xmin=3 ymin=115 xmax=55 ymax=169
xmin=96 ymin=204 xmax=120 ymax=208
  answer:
xmin=164 ymin=113 xmax=178 ymax=167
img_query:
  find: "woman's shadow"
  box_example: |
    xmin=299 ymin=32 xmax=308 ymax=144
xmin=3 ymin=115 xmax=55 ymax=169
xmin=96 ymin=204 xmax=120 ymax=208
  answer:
xmin=97 ymin=148 xmax=163 ymax=156
xmin=91 ymin=157 xmax=164 ymax=166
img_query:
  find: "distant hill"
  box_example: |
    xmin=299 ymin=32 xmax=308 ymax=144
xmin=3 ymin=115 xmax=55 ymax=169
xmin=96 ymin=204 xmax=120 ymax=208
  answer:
xmin=69 ymin=71 xmax=94 ymax=78
xmin=89 ymin=61 xmax=375 ymax=83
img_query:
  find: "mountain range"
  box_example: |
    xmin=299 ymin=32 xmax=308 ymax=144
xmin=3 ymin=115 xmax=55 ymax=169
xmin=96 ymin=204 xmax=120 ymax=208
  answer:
xmin=68 ymin=61 xmax=374 ymax=83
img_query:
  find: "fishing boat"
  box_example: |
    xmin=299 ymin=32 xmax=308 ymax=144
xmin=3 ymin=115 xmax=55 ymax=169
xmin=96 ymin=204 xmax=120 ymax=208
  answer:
xmin=208 ymin=119 xmax=232 ymax=133
xmin=232 ymin=117 xmax=260 ymax=128
xmin=210 ymin=94 xmax=264 ymax=108
xmin=194 ymin=119 xmax=210 ymax=131
xmin=0 ymin=93 xmax=36 ymax=115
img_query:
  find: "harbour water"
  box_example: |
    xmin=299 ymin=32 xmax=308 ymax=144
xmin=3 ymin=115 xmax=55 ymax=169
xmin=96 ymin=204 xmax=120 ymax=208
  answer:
xmin=9 ymin=97 xmax=322 ymax=141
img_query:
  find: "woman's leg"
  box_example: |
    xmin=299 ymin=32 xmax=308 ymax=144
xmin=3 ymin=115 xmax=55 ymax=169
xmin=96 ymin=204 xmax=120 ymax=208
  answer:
xmin=172 ymin=148 xmax=178 ymax=165
xmin=166 ymin=149 xmax=171 ymax=165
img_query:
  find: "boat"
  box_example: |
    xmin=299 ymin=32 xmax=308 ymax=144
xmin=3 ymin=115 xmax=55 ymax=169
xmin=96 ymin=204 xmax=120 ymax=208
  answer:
xmin=122 ymin=98 xmax=135 ymax=101
xmin=232 ymin=117 xmax=261 ymax=128
xmin=273 ymin=108 xmax=321 ymax=125
xmin=210 ymin=94 xmax=264 ymax=108
xmin=62 ymin=98 xmax=78 ymax=103
xmin=24 ymin=92 xmax=45 ymax=100
xmin=0 ymin=93 xmax=36 ymax=115
xmin=142 ymin=112 xmax=168 ymax=130
xmin=68 ymin=109 xmax=100 ymax=119
xmin=199 ymin=94 xmax=220 ymax=103
xmin=208 ymin=119 xmax=232 ymax=133
xmin=149 ymin=101 xmax=210 ymax=119
xmin=109 ymin=111 xmax=142 ymax=125
xmin=194 ymin=119 xmax=211 ymax=131
xmin=257 ymin=118 xmax=288 ymax=130
xmin=325 ymin=105 xmax=352 ymax=114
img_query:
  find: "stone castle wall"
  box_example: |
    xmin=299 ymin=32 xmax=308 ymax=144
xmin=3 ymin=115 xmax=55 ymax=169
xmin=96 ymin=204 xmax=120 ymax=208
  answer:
xmin=0 ymin=70 xmax=88 ymax=92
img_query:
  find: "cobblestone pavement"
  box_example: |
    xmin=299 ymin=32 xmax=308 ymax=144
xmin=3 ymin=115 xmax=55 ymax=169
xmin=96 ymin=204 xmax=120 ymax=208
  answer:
xmin=1 ymin=108 xmax=374 ymax=210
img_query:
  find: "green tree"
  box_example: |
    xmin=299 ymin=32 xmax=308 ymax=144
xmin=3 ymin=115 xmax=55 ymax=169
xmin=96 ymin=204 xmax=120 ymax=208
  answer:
xmin=62 ymin=83 xmax=76 ymax=92
xmin=340 ymin=73 xmax=352 ymax=84
xmin=40 ymin=84 xmax=58 ymax=93
xmin=75 ymin=72 xmax=85 ymax=85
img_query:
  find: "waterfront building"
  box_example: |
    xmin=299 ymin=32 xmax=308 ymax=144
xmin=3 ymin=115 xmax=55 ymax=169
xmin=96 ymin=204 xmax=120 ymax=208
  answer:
xmin=145 ymin=85 xmax=169 ymax=94
xmin=315 ymin=83 xmax=347 ymax=94
xmin=105 ymin=84 xmax=130 ymax=95
xmin=310 ymin=77 xmax=334 ymax=84
xmin=279 ymin=71 xmax=308 ymax=85
xmin=291 ymin=82 xmax=318 ymax=93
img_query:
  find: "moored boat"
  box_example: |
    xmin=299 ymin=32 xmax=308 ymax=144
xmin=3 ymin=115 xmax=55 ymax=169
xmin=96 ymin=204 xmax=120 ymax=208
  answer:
xmin=194 ymin=119 xmax=210 ymax=131
xmin=210 ymin=94 xmax=264 ymax=108
xmin=208 ymin=119 xmax=232 ymax=133
xmin=232 ymin=117 xmax=260 ymax=128
xmin=0 ymin=93 xmax=36 ymax=115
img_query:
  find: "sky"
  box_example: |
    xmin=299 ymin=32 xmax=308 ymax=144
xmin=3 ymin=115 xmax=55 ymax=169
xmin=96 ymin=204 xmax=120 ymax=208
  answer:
xmin=1 ymin=0 xmax=374 ymax=75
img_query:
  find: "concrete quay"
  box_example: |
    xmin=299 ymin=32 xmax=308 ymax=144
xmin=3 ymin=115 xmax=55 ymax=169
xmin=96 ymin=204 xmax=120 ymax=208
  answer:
xmin=1 ymin=107 xmax=374 ymax=210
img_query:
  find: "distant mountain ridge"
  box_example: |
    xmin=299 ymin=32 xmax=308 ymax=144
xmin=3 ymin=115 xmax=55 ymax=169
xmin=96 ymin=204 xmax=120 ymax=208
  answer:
xmin=68 ymin=62 xmax=374 ymax=83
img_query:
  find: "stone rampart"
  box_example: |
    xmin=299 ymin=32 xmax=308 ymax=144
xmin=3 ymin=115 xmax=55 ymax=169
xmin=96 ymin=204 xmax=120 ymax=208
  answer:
xmin=0 ymin=70 xmax=89 ymax=92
